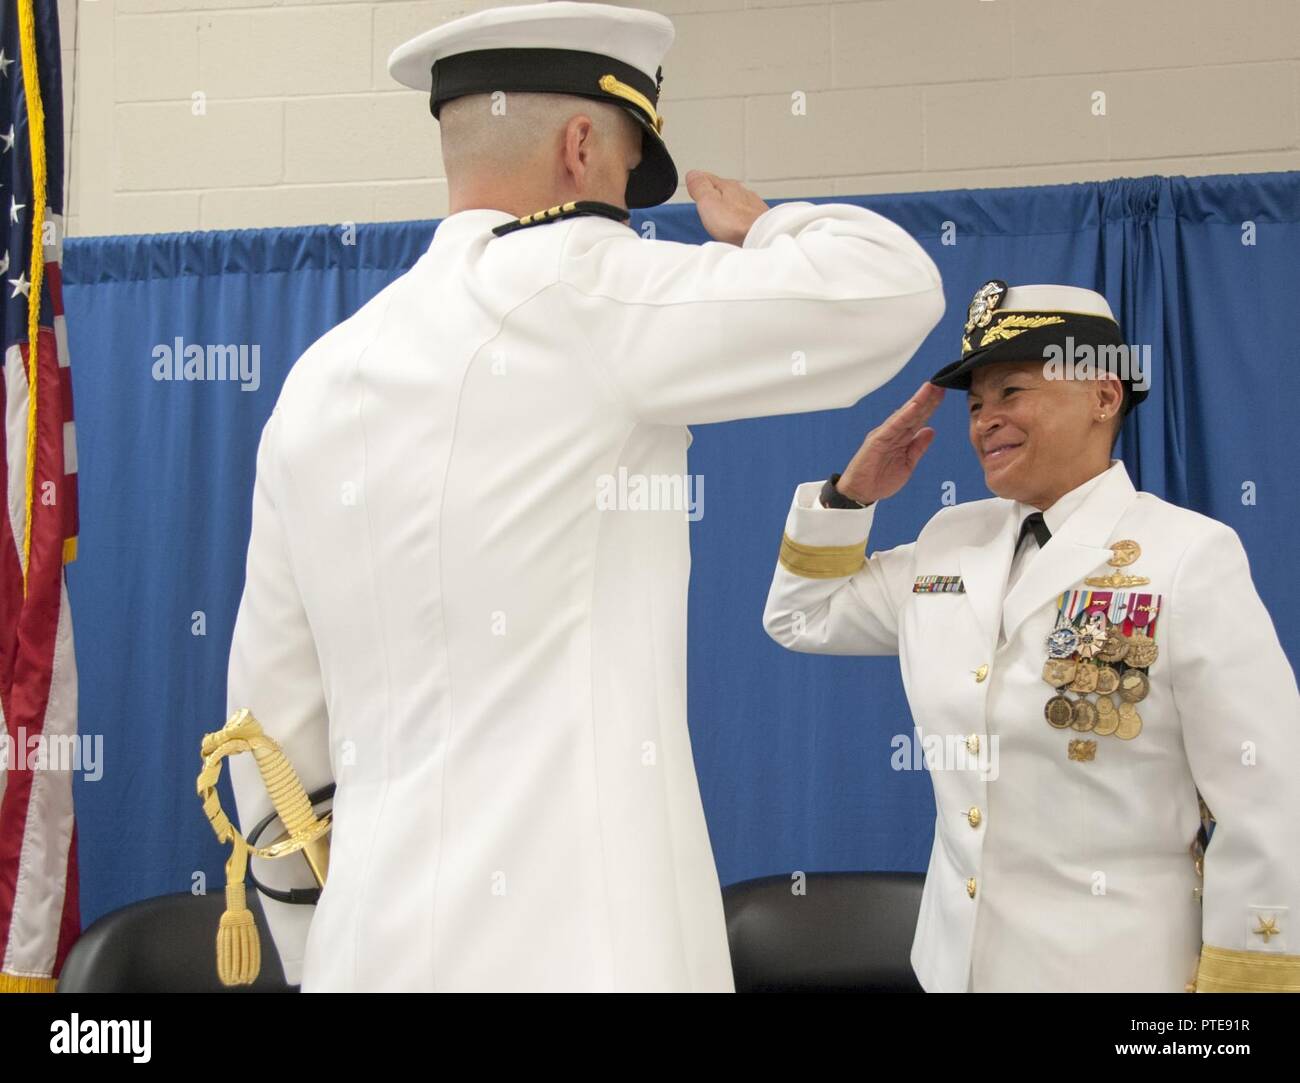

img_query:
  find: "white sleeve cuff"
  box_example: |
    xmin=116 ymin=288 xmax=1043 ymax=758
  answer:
xmin=785 ymin=480 xmax=876 ymax=547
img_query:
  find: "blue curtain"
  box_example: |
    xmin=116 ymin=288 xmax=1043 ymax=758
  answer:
xmin=61 ymin=172 xmax=1300 ymax=928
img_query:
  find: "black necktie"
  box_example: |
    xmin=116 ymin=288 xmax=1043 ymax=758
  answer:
xmin=1017 ymin=512 xmax=1051 ymax=552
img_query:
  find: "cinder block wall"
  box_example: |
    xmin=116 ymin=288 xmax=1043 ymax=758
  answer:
xmin=60 ymin=0 xmax=1300 ymax=237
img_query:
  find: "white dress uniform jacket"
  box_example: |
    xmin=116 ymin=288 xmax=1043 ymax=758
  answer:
xmin=763 ymin=460 xmax=1300 ymax=992
xmin=227 ymin=201 xmax=945 ymax=991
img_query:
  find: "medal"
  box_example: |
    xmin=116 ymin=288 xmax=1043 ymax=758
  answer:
xmin=1095 ymin=664 xmax=1120 ymax=695
xmin=1115 ymin=702 xmax=1143 ymax=739
xmin=1070 ymin=699 xmax=1099 ymax=732
xmin=1127 ymin=629 xmax=1159 ymax=668
xmin=1045 ymin=694 xmax=1074 ymax=729
xmin=1118 ymin=668 xmax=1150 ymax=703
xmin=1068 ymin=660 xmax=1099 ymax=693
xmin=1046 ymin=625 xmax=1079 ymax=658
xmin=1096 ymin=626 xmax=1129 ymax=663
xmin=1042 ymin=658 xmax=1077 ymax=688
xmin=1075 ymin=621 xmax=1107 ymax=659
xmin=1093 ymin=695 xmax=1120 ymax=736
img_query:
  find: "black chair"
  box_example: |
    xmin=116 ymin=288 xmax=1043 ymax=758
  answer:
xmin=59 ymin=872 xmax=921 ymax=992
xmin=57 ymin=891 xmax=296 ymax=993
xmin=722 ymin=871 xmax=925 ymax=992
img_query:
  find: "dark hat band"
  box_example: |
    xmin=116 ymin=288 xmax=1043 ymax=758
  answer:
xmin=934 ymin=312 xmax=1122 ymax=384
xmin=932 ymin=310 xmax=1147 ymax=410
xmin=430 ymin=47 xmax=661 ymax=129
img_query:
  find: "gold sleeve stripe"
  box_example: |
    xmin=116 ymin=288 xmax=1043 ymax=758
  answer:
xmin=778 ymin=533 xmax=866 ymax=579
xmin=1194 ymin=945 xmax=1300 ymax=992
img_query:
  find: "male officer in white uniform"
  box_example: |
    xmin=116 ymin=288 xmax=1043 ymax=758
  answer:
xmin=764 ymin=281 xmax=1300 ymax=992
xmin=226 ymin=2 xmax=945 ymax=991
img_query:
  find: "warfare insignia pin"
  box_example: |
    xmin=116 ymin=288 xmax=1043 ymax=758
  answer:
xmin=1068 ymin=739 xmax=1097 ymax=762
xmin=1108 ymin=539 xmax=1141 ymax=567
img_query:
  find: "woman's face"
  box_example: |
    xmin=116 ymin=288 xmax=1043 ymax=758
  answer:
xmin=966 ymin=360 xmax=1118 ymax=507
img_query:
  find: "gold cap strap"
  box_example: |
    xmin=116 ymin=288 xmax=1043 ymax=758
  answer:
xmin=599 ymin=73 xmax=663 ymax=133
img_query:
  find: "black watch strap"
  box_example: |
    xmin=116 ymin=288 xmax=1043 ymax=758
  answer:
xmin=820 ymin=473 xmax=868 ymax=509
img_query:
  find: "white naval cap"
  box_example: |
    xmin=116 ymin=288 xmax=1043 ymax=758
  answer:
xmin=995 ymin=283 xmax=1116 ymax=321
xmin=932 ymin=279 xmax=1144 ymax=409
xmin=388 ymin=2 xmax=677 ymax=208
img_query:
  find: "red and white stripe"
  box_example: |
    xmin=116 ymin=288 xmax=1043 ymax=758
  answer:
xmin=0 ymin=207 xmax=80 ymax=984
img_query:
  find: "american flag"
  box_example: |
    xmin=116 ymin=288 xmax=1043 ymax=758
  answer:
xmin=0 ymin=0 xmax=79 ymax=992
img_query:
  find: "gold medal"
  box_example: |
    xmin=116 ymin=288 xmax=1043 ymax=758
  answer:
xmin=1118 ymin=668 xmax=1150 ymax=703
xmin=1068 ymin=660 xmax=1099 ymax=693
xmin=1075 ymin=622 xmax=1107 ymax=659
xmin=1096 ymin=626 xmax=1129 ymax=663
xmin=1045 ymin=695 xmax=1074 ymax=729
xmin=1126 ymin=631 xmax=1159 ymax=668
xmin=1071 ymin=698 xmax=1099 ymax=732
xmin=1093 ymin=695 xmax=1120 ymax=736
xmin=1095 ymin=664 xmax=1120 ymax=695
xmin=1042 ymin=658 xmax=1077 ymax=688
xmin=1116 ymin=702 xmax=1143 ymax=739
xmin=1108 ymin=540 xmax=1141 ymax=567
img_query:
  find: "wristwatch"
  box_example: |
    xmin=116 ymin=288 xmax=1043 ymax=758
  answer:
xmin=820 ymin=472 xmax=869 ymax=509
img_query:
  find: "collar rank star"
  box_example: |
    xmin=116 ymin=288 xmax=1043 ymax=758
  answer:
xmin=1253 ymin=914 xmax=1281 ymax=943
xmin=913 ymin=574 xmax=965 ymax=594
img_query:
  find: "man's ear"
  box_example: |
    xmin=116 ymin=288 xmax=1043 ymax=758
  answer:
xmin=563 ymin=114 xmax=594 ymax=184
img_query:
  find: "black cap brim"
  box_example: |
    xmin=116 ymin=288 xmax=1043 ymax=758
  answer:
xmin=623 ymin=108 xmax=677 ymax=208
xmin=931 ymin=318 xmax=1149 ymax=409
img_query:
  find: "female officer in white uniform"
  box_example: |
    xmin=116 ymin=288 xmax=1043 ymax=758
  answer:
xmin=764 ymin=281 xmax=1300 ymax=993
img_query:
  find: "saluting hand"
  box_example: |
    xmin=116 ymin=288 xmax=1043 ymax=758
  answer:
xmin=686 ymin=170 xmax=770 ymax=246
xmin=836 ymin=382 xmax=945 ymax=505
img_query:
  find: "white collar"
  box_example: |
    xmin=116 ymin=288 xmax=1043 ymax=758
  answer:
xmin=428 ymin=208 xmax=519 ymax=248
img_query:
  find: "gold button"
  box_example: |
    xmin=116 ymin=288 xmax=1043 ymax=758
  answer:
xmin=966 ymin=807 xmax=982 ymax=829
xmin=966 ymin=877 xmax=977 ymax=899
xmin=966 ymin=734 xmax=980 ymax=755
xmin=973 ymin=664 xmax=989 ymax=683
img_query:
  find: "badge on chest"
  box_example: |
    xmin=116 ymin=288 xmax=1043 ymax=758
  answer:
xmin=1041 ymin=541 xmax=1162 ymax=761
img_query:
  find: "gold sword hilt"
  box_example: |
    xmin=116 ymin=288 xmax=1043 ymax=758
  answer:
xmin=197 ymin=708 xmax=332 ymax=985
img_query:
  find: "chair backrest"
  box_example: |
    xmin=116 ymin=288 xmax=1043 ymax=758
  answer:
xmin=57 ymin=892 xmax=296 ymax=993
xmin=723 ymin=871 xmax=925 ymax=992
